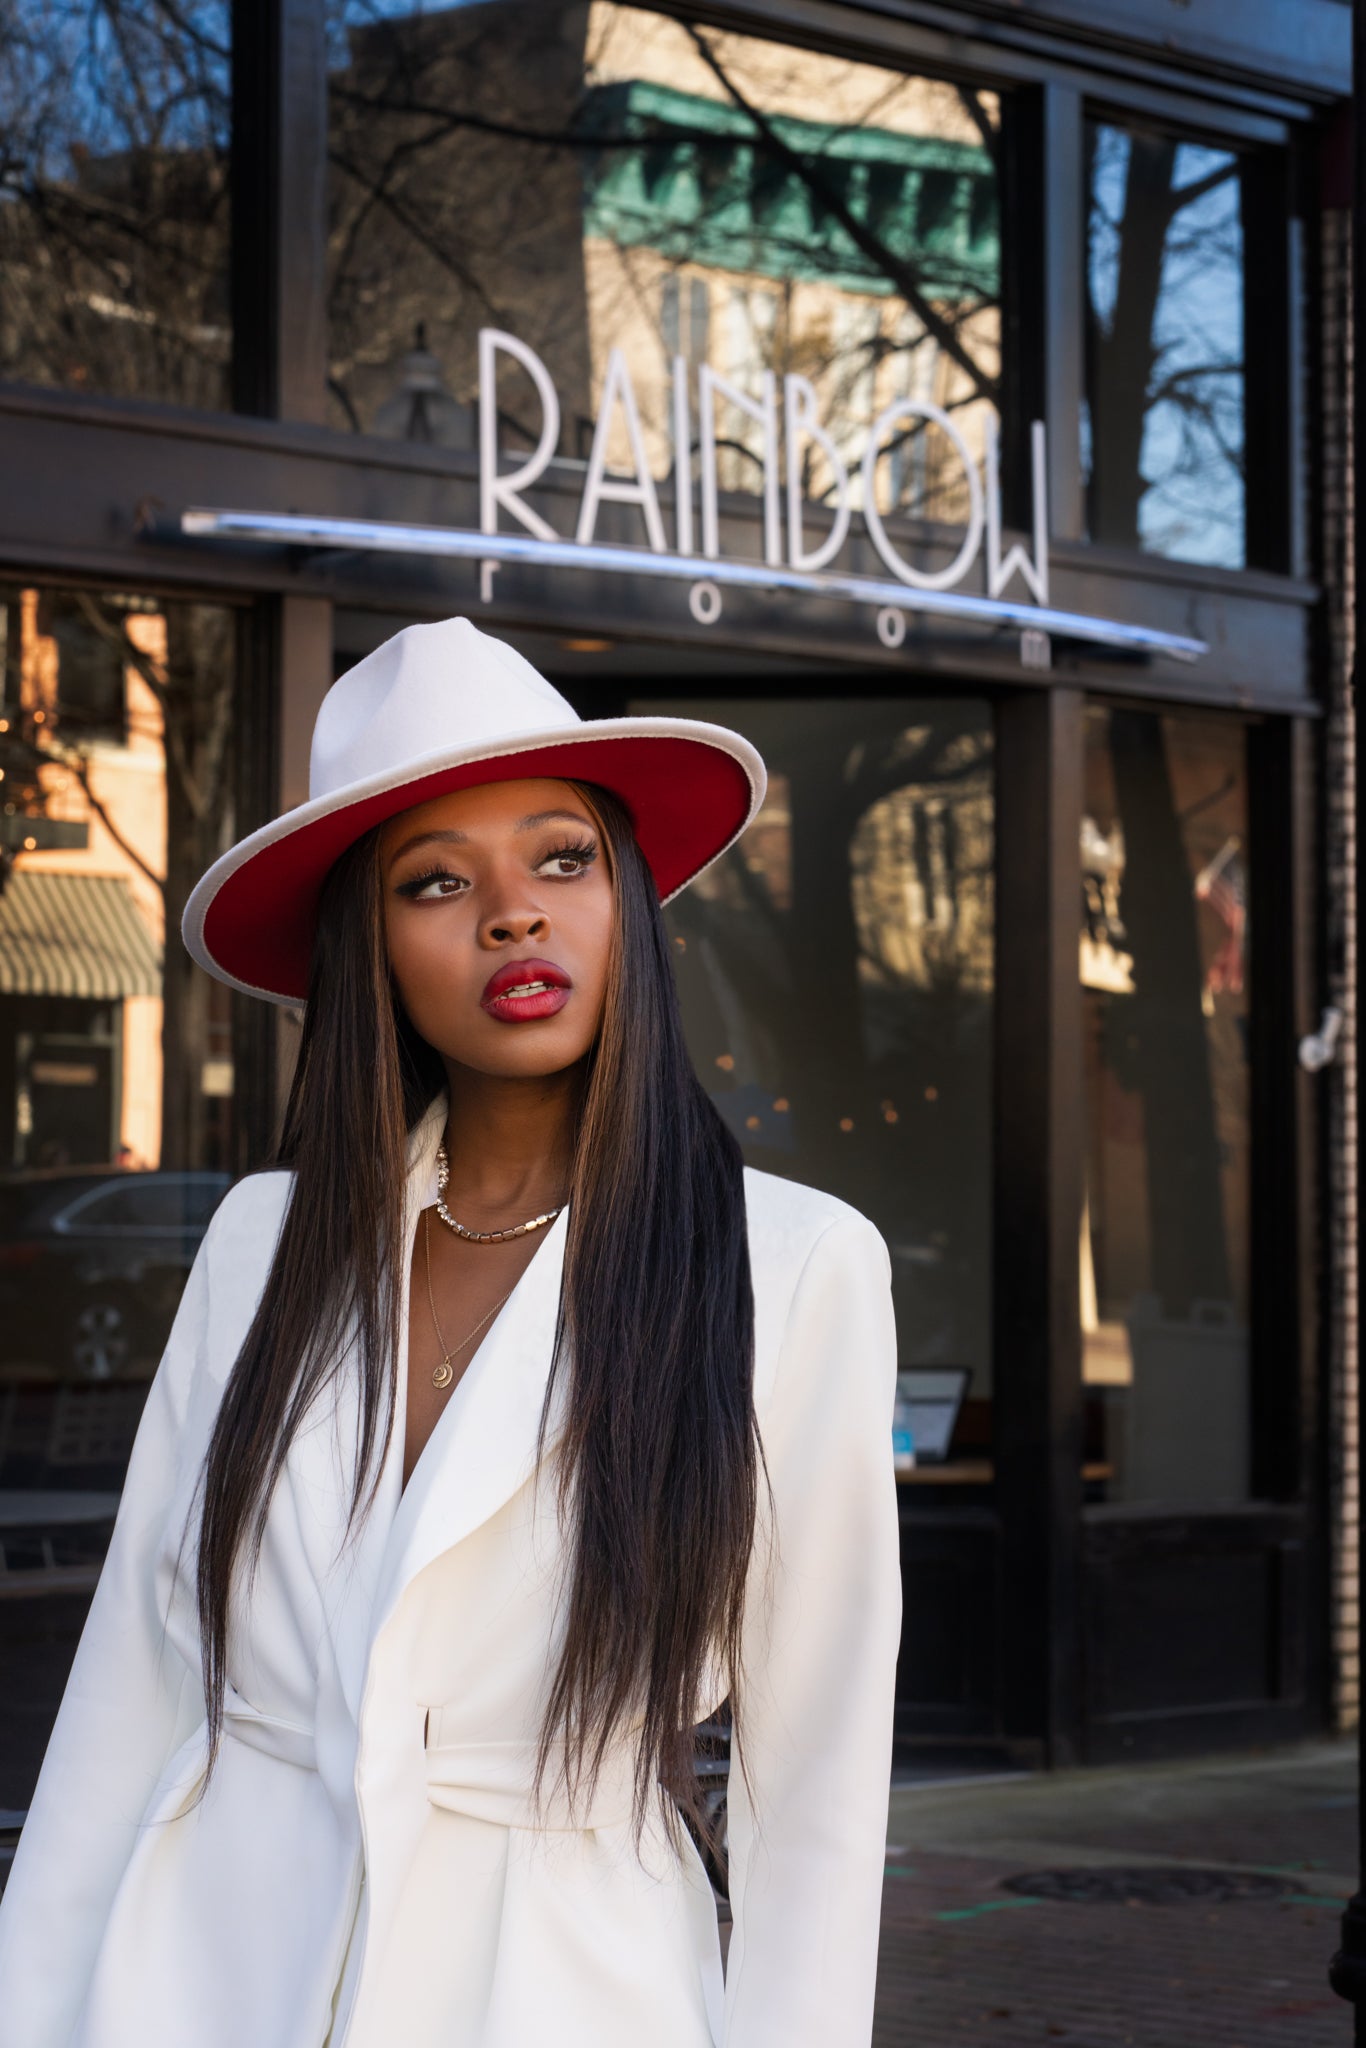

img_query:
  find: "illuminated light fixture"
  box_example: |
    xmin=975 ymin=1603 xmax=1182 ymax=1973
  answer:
xmin=772 ymin=1096 xmax=789 ymax=1113
xmin=839 ymin=1117 xmax=854 ymax=1132
xmin=560 ymin=637 xmax=613 ymax=653
xmin=745 ymin=1115 xmax=761 ymax=1132
xmin=715 ymin=1053 xmax=735 ymax=1071
xmin=884 ymin=1108 xmax=899 ymax=1124
xmin=925 ymin=1086 xmax=939 ymax=1101
xmin=673 ymin=935 xmax=687 ymax=951
xmin=22 ymin=836 xmax=36 ymax=850
xmin=178 ymin=510 xmax=1209 ymax=663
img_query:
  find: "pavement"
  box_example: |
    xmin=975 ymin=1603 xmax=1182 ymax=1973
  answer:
xmin=2 ymin=1690 xmax=1357 ymax=2044
xmin=871 ymin=1740 xmax=1359 ymax=2047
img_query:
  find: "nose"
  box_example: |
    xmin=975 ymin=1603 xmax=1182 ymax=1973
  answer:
xmin=479 ymin=904 xmax=550 ymax=948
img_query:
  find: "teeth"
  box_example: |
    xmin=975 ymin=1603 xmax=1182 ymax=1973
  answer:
xmin=499 ymin=980 xmax=555 ymax=999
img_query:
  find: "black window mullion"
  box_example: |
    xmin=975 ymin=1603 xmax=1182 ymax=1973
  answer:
xmin=1242 ymin=149 xmax=1294 ymax=576
xmin=231 ymin=0 xmax=329 ymax=422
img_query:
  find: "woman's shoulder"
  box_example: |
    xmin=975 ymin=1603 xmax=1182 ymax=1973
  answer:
xmin=741 ymin=1165 xmax=890 ymax=1287
xmin=741 ymin=1169 xmax=895 ymax=1416
xmin=203 ymin=1166 xmax=294 ymax=1263
xmin=192 ymin=1170 xmax=294 ymax=1365
xmin=141 ymin=1169 xmax=295 ymax=1419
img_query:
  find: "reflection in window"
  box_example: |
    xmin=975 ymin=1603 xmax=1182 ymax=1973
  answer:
xmin=1084 ymin=122 xmax=1245 ymax=568
xmin=633 ymin=696 xmax=994 ymax=1429
xmin=1080 ymin=706 xmax=1251 ymax=1506
xmin=0 ymin=0 xmax=231 ymax=406
xmin=0 ymin=586 xmax=238 ymax=1804
xmin=327 ymin=2 xmax=1002 ymax=544
xmin=0 ymin=587 xmax=237 ymax=1733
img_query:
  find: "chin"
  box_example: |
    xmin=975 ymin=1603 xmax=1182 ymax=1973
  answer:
xmin=441 ymin=1027 xmax=594 ymax=1081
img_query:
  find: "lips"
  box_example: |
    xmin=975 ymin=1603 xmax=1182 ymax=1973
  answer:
xmin=480 ymin=957 xmax=573 ymax=1023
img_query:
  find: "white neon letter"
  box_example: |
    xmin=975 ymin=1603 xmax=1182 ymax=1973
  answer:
xmin=860 ymin=398 xmax=985 ymax=592
xmin=783 ymin=373 xmax=851 ymax=573
xmin=698 ymin=364 xmax=781 ymax=566
xmin=986 ymin=416 xmax=1050 ymax=606
xmin=576 ymin=347 xmax=667 ymax=554
xmin=478 ymin=327 xmax=561 ymax=543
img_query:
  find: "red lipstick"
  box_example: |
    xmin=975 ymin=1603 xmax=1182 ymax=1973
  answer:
xmin=480 ymin=957 xmax=573 ymax=1023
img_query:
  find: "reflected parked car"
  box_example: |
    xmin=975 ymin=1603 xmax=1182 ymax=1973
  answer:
xmin=0 ymin=1168 xmax=232 ymax=1381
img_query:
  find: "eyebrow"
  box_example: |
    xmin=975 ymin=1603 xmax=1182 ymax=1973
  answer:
xmin=385 ymin=809 xmax=594 ymax=869
xmin=513 ymin=807 xmax=594 ymax=834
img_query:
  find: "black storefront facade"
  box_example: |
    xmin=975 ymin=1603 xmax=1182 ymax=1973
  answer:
xmin=0 ymin=0 xmax=1350 ymax=1793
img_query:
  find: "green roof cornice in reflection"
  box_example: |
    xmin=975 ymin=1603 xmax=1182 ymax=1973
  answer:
xmin=580 ymin=77 xmax=1000 ymax=299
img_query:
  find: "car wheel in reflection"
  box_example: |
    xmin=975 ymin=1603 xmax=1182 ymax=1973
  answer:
xmin=67 ymin=1297 xmax=141 ymax=1381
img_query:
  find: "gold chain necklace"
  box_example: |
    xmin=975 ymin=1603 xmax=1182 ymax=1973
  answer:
xmin=434 ymin=1141 xmax=565 ymax=1245
xmin=424 ymin=1207 xmax=514 ymax=1390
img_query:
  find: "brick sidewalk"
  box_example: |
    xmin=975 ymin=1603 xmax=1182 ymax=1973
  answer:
xmin=872 ymin=1742 xmax=1356 ymax=2047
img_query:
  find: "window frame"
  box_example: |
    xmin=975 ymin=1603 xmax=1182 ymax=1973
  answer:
xmin=1078 ymin=100 xmax=1294 ymax=577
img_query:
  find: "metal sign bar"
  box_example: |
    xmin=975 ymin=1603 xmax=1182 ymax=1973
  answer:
xmin=179 ymin=507 xmax=1209 ymax=662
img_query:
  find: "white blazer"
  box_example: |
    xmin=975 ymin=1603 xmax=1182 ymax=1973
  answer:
xmin=0 ymin=1091 xmax=901 ymax=2048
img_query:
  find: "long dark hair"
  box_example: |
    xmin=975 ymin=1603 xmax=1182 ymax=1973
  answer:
xmin=193 ymin=781 xmax=761 ymax=1845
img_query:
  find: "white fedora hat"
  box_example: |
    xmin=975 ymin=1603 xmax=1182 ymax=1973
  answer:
xmin=182 ymin=617 xmax=766 ymax=1005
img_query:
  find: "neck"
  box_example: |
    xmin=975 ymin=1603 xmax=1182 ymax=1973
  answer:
xmin=437 ymin=1058 xmax=581 ymax=1217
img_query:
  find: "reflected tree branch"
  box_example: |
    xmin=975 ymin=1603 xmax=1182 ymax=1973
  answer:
xmin=684 ymin=24 xmax=999 ymax=405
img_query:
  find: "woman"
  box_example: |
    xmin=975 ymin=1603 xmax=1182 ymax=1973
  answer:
xmin=0 ymin=618 xmax=901 ymax=2048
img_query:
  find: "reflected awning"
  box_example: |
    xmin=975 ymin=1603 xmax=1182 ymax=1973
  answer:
xmin=0 ymin=870 xmax=162 ymax=999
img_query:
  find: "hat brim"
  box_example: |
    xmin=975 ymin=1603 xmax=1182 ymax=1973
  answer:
xmin=182 ymin=717 xmax=766 ymax=1004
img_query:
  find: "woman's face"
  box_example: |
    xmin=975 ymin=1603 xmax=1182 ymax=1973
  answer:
xmin=380 ymin=777 xmax=614 ymax=1080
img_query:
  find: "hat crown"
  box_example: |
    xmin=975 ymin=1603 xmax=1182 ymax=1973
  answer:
xmin=310 ymin=617 xmax=579 ymax=801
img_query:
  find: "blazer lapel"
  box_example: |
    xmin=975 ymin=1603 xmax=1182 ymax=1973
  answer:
xmin=314 ymin=1090 xmax=451 ymax=1726
xmin=366 ymin=1137 xmax=570 ymax=1656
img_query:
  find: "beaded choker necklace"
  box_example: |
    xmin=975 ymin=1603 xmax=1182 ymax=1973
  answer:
xmin=433 ymin=1141 xmax=565 ymax=1246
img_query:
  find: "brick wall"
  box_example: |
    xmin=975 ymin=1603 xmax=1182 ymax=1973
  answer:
xmin=1322 ymin=204 xmax=1359 ymax=1732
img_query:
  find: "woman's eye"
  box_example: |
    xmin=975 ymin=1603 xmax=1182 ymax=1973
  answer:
xmin=535 ymin=844 xmax=598 ymax=879
xmin=397 ymin=868 xmax=468 ymax=901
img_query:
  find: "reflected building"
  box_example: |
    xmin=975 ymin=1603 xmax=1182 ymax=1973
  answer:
xmin=0 ymin=0 xmax=231 ymax=409
xmin=0 ymin=590 xmax=236 ymax=1178
xmin=327 ymin=3 xmax=1000 ymax=541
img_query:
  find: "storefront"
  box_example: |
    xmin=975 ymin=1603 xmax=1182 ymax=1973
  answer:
xmin=0 ymin=0 xmax=1349 ymax=1798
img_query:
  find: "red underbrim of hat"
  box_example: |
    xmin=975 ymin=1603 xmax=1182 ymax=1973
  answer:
xmin=201 ymin=736 xmax=754 ymax=1002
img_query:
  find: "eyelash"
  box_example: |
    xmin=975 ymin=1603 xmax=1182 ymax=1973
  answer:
xmin=395 ymin=840 xmax=600 ymax=900
xmin=542 ymin=838 xmax=599 ymax=875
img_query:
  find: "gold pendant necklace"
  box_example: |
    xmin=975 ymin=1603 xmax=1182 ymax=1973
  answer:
xmin=424 ymin=1207 xmax=513 ymax=1390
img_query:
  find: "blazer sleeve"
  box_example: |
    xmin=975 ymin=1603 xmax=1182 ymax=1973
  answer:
xmin=0 ymin=1208 xmax=219 ymax=2048
xmin=722 ymin=1210 xmax=901 ymax=2048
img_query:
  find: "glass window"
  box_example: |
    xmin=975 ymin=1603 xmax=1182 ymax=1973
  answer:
xmin=0 ymin=585 xmax=238 ymax=1812
xmin=632 ymin=694 xmax=994 ymax=1441
xmin=58 ymin=1173 xmax=230 ymax=1231
xmin=1083 ymin=120 xmax=1247 ymax=569
xmin=57 ymin=1180 xmax=162 ymax=1229
xmin=1080 ymin=704 xmax=1251 ymax=1506
xmin=0 ymin=0 xmax=231 ymax=406
xmin=328 ymin=2 xmax=1003 ymax=550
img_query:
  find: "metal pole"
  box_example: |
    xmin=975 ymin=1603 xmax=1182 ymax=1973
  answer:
xmin=1329 ymin=10 xmax=1366 ymax=2035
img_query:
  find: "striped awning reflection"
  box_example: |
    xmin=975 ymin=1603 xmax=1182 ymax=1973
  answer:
xmin=0 ymin=870 xmax=162 ymax=999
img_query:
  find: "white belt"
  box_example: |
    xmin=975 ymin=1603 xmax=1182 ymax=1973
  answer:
xmin=424 ymin=1710 xmax=638 ymax=1831
xmin=219 ymin=1692 xmax=639 ymax=1829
